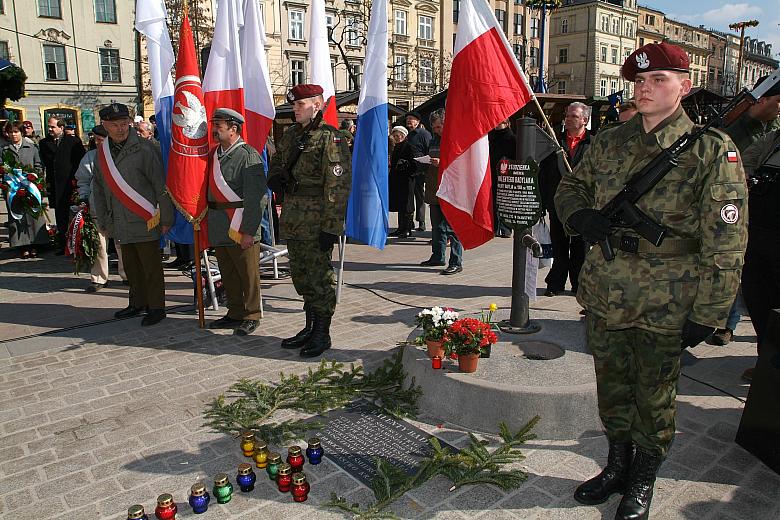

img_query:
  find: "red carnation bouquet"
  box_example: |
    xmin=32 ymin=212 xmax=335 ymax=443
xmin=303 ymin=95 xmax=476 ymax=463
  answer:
xmin=442 ymin=317 xmax=498 ymax=357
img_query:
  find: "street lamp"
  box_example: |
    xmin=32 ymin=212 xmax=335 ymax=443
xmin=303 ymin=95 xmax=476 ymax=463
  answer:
xmin=729 ymin=19 xmax=759 ymax=91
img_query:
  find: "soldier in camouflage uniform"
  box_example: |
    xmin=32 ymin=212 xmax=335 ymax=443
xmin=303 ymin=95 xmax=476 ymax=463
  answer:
xmin=555 ymin=43 xmax=748 ymax=520
xmin=267 ymin=84 xmax=352 ymax=358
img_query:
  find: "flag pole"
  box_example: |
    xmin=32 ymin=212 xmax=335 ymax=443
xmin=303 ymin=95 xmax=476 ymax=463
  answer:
xmin=530 ymin=95 xmax=573 ymax=174
xmin=193 ymin=221 xmax=205 ymax=328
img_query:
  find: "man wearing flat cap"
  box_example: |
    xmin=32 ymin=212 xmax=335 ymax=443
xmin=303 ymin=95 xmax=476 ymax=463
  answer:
xmin=267 ymin=83 xmax=352 ymax=358
xmin=206 ymin=107 xmax=266 ymax=336
xmin=555 ymin=42 xmax=747 ymax=519
xmin=92 ymin=103 xmax=174 ymax=326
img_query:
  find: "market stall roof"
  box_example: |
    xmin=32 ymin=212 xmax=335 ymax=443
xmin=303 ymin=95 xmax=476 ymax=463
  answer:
xmin=274 ymin=91 xmax=407 ymax=120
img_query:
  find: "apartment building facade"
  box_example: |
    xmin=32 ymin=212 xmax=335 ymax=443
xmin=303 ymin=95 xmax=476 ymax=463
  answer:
xmin=742 ymin=36 xmax=777 ymax=90
xmin=662 ymin=18 xmax=710 ymax=88
xmin=0 ymin=0 xmax=138 ymax=136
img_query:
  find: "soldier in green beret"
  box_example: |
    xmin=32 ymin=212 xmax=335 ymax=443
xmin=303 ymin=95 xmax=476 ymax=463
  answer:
xmin=206 ymin=108 xmax=266 ymax=336
xmin=267 ymin=84 xmax=352 ymax=358
xmin=555 ymin=42 xmax=748 ymax=519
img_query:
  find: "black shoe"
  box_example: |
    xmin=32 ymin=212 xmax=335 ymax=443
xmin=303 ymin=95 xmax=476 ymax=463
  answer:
xmin=388 ymin=229 xmax=406 ymax=237
xmin=440 ymin=265 xmax=463 ymax=275
xmin=164 ymin=257 xmax=189 ymax=269
xmin=574 ymin=441 xmax=633 ymax=505
xmin=300 ymin=315 xmax=332 ymax=358
xmin=141 ymin=309 xmax=166 ymax=326
xmin=281 ymin=306 xmax=316 ymax=349
xmin=209 ymin=316 xmax=243 ymax=329
xmin=85 ymin=282 xmax=104 ymax=293
xmin=544 ymin=289 xmax=560 ymax=297
xmin=615 ymin=449 xmax=663 ymax=520
xmin=114 ymin=305 xmax=145 ymax=319
xmin=122 ymin=280 xmax=130 ymax=286
xmin=420 ymin=258 xmax=445 ymax=267
xmin=416 ymin=224 xmax=426 ymax=232
xmin=234 ymin=320 xmax=259 ymax=336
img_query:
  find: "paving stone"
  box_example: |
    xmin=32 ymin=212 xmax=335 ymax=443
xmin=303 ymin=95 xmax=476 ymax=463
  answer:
xmin=34 ymin=470 xmax=91 ymax=499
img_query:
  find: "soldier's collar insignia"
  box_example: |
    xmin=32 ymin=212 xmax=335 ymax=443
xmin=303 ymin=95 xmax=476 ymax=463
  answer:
xmin=332 ymin=164 xmax=344 ymax=177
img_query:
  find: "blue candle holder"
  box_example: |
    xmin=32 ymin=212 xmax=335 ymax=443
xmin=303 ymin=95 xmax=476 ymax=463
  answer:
xmin=237 ymin=463 xmax=257 ymax=492
xmin=306 ymin=437 xmax=324 ymax=465
xmin=188 ymin=482 xmax=211 ymax=514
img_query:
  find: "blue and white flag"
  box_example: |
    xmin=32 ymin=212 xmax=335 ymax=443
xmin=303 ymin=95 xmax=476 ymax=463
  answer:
xmin=345 ymin=0 xmax=388 ymax=249
xmin=136 ymin=0 xmax=192 ymax=244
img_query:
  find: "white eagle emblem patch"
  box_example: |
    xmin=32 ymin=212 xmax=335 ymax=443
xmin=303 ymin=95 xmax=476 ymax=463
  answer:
xmin=720 ymin=203 xmax=739 ymax=224
xmin=332 ymin=164 xmax=343 ymax=176
xmin=636 ymin=52 xmax=650 ymax=69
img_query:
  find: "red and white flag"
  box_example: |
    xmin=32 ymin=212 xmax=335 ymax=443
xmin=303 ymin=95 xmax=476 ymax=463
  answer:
xmin=203 ymin=0 xmax=245 ymax=144
xmin=240 ymin=0 xmax=275 ymax=151
xmin=308 ymin=0 xmax=338 ymax=127
xmin=167 ymin=13 xmax=209 ymax=224
xmin=437 ymin=0 xmax=533 ymax=249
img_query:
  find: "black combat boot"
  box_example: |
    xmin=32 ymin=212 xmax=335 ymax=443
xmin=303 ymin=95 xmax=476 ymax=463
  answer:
xmin=300 ymin=315 xmax=332 ymax=358
xmin=281 ymin=305 xmax=316 ymax=349
xmin=574 ymin=441 xmax=633 ymax=505
xmin=615 ymin=448 xmax=663 ymax=520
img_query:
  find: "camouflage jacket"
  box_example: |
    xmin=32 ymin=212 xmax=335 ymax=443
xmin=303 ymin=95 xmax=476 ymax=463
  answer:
xmin=206 ymin=140 xmax=267 ymax=247
xmin=555 ymin=107 xmax=748 ymax=333
xmin=723 ymin=112 xmax=780 ymax=153
xmin=268 ymin=121 xmax=352 ymax=240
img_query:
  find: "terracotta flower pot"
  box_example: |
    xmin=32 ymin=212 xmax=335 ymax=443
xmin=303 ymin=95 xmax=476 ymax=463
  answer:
xmin=457 ymin=353 xmax=480 ymax=373
xmin=425 ymin=339 xmax=445 ymax=358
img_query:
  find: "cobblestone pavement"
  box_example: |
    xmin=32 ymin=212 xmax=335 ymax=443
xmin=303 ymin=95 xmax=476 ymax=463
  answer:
xmin=0 ymin=216 xmax=778 ymax=519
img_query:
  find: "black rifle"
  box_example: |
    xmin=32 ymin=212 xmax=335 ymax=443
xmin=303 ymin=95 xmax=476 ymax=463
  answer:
xmin=597 ymin=68 xmax=780 ymax=261
xmin=275 ymin=97 xmax=332 ymax=195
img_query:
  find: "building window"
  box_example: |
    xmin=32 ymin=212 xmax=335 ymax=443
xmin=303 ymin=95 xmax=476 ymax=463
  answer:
xmin=639 ymin=37 xmax=644 ymax=46
xmin=394 ymin=55 xmax=407 ymax=81
xmin=418 ymin=15 xmax=433 ymax=40
xmin=99 ymin=48 xmax=120 ymax=82
xmin=395 ymin=10 xmax=407 ymax=35
xmin=291 ymin=59 xmax=305 ymax=85
xmin=612 ymin=18 xmax=619 ymax=34
xmin=453 ymin=0 xmax=459 ymax=24
xmin=346 ymin=17 xmax=361 ymax=46
xmin=530 ymin=18 xmax=539 ymax=38
xmin=610 ymin=79 xmax=617 ymax=93
xmin=601 ymin=16 xmax=608 ymax=32
xmin=289 ymin=10 xmax=304 ymax=40
xmin=0 ymin=41 xmax=8 ymax=61
xmin=326 ymin=13 xmax=335 ymax=39
xmin=330 ymin=58 xmax=336 ymax=83
xmin=529 ymin=46 xmax=537 ymax=68
xmin=558 ymin=47 xmax=568 ymax=64
xmin=611 ymin=47 xmax=617 ymax=64
xmin=694 ymin=54 xmax=700 ymax=65
xmin=693 ymin=70 xmax=699 ymax=85
xmin=43 ymin=44 xmax=67 ymax=80
xmin=514 ymin=13 xmax=523 ymax=35
xmin=94 ymin=0 xmax=116 ymax=23
xmin=495 ymin=9 xmax=507 ymax=34
xmin=557 ymin=80 xmax=566 ymax=94
xmin=601 ymin=46 xmax=607 ymax=62
xmin=419 ymin=57 xmax=433 ymax=84
xmin=600 ymin=78 xmax=607 ymax=96
xmin=349 ymin=63 xmax=362 ymax=90
xmin=38 ymin=0 xmax=61 ymax=18
xmin=645 ymin=14 xmax=655 ymax=25
xmin=561 ymin=18 xmax=568 ymax=34
xmin=513 ymin=43 xmax=523 ymax=62
xmin=1 ymin=1 xmax=5 ymax=14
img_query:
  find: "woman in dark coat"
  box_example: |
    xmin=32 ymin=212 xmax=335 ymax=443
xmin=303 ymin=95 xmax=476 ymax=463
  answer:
xmin=2 ymin=121 xmax=47 ymax=257
xmin=388 ymin=125 xmax=415 ymax=237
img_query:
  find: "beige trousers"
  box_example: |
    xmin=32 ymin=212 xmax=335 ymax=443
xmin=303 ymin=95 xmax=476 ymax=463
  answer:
xmin=90 ymin=230 xmax=127 ymax=284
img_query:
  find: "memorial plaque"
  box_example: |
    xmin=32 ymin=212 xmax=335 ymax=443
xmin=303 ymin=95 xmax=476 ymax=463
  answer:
xmin=496 ymin=159 xmax=542 ymax=230
xmin=315 ymin=401 xmax=456 ymax=487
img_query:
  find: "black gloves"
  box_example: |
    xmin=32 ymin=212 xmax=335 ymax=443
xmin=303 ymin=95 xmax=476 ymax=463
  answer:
xmin=567 ymin=208 xmax=611 ymax=243
xmin=267 ymin=175 xmax=286 ymax=195
xmin=318 ymin=231 xmax=339 ymax=252
xmin=681 ymin=320 xmax=715 ymax=349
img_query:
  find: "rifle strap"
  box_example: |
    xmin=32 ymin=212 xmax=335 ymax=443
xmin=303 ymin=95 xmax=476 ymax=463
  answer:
xmin=609 ymin=234 xmax=700 ymax=255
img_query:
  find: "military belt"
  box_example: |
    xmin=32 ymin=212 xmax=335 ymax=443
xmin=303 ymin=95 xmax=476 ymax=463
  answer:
xmin=289 ymin=186 xmax=322 ymax=197
xmin=608 ymin=235 xmax=700 ymax=255
xmin=208 ymin=201 xmax=244 ymax=210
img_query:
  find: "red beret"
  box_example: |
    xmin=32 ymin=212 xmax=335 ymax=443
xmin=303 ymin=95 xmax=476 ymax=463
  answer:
xmin=287 ymin=84 xmax=324 ymax=102
xmin=622 ymin=42 xmax=689 ymax=82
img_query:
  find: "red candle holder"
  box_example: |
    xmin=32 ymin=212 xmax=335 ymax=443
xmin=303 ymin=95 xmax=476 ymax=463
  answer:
xmin=432 ymin=356 xmax=442 ymax=369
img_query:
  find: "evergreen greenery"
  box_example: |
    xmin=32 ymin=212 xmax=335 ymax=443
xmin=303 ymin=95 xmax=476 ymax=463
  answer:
xmin=202 ymin=350 xmax=422 ymax=444
xmin=327 ymin=417 xmax=540 ymax=519
xmin=0 ymin=65 xmax=27 ymax=108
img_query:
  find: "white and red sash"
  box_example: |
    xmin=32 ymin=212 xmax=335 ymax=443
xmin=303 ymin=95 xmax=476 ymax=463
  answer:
xmin=208 ymin=145 xmax=244 ymax=244
xmin=97 ymin=140 xmax=160 ymax=230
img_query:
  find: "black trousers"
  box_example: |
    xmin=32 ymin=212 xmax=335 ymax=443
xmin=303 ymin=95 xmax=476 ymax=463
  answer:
xmin=545 ymin=211 xmax=585 ymax=292
xmin=741 ymin=227 xmax=780 ymax=353
xmin=414 ymin=176 xmax=426 ymax=226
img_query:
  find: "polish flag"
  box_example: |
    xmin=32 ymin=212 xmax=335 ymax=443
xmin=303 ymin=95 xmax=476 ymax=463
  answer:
xmin=240 ymin=0 xmax=275 ymax=151
xmin=436 ymin=0 xmax=534 ymax=249
xmin=308 ymin=0 xmax=338 ymax=127
xmin=203 ymin=0 xmax=245 ymax=143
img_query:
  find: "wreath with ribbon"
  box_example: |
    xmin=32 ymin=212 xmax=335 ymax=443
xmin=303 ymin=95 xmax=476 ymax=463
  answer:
xmin=66 ymin=207 xmax=100 ymax=274
xmin=0 ymin=150 xmax=48 ymax=220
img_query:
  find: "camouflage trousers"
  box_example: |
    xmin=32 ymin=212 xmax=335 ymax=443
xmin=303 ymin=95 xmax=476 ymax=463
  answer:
xmin=287 ymin=239 xmax=336 ymax=317
xmin=587 ymin=315 xmax=682 ymax=457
